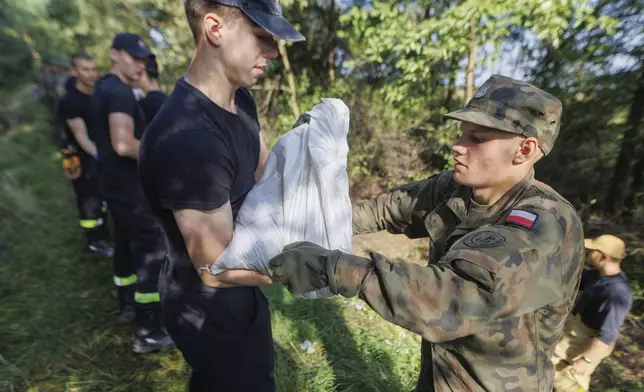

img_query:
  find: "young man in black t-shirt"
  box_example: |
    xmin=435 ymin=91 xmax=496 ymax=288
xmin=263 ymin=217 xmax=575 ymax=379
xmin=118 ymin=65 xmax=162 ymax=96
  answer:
xmin=90 ymin=32 xmax=173 ymax=353
xmin=139 ymin=1 xmax=304 ymax=390
xmin=58 ymin=53 xmax=112 ymax=257
xmin=138 ymin=55 xmax=168 ymax=124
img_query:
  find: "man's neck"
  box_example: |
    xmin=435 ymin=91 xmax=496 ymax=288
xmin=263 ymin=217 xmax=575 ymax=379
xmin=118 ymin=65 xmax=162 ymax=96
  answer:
xmin=472 ymin=182 xmax=514 ymax=206
xmin=110 ymin=66 xmax=130 ymax=86
xmin=599 ymin=263 xmax=622 ymax=277
xmin=471 ymin=168 xmax=533 ymax=206
xmin=75 ymin=80 xmax=93 ymax=95
xmin=184 ymin=50 xmax=237 ymax=113
xmin=145 ymin=80 xmax=161 ymax=93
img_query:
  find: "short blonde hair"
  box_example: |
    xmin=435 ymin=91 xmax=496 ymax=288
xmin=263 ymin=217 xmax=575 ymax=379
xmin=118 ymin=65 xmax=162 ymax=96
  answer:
xmin=184 ymin=0 xmax=243 ymax=43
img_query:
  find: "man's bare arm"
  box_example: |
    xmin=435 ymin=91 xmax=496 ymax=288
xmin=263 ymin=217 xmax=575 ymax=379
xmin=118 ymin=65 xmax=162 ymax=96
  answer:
xmin=173 ymin=202 xmax=272 ymax=288
xmin=66 ymin=118 xmax=97 ymax=157
xmin=255 ymin=131 xmax=269 ymax=181
xmin=577 ymin=338 xmax=614 ymax=363
xmin=108 ymin=113 xmax=140 ymax=158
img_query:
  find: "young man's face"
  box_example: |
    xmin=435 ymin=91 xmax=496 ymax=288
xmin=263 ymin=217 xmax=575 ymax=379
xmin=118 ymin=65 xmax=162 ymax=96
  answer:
xmin=451 ymin=122 xmax=528 ymax=189
xmin=585 ymin=249 xmax=605 ymax=269
xmin=112 ymin=50 xmax=147 ymax=85
xmin=218 ymin=15 xmax=279 ymax=88
xmin=72 ymin=58 xmax=98 ymax=88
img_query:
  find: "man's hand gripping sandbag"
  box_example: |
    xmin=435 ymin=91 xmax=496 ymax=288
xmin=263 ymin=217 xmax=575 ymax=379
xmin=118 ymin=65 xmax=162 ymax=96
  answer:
xmin=209 ymin=98 xmax=353 ymax=298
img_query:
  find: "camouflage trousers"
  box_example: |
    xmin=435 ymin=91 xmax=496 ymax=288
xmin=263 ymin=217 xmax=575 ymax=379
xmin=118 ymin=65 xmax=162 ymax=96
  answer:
xmin=551 ymin=315 xmax=615 ymax=392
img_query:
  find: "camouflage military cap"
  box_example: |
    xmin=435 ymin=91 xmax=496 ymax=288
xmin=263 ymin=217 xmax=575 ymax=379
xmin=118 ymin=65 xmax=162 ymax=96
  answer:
xmin=444 ymin=74 xmax=563 ymax=155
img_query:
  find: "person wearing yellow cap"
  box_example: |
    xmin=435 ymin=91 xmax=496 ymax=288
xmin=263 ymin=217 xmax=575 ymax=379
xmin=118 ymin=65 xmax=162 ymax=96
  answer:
xmin=552 ymin=234 xmax=633 ymax=391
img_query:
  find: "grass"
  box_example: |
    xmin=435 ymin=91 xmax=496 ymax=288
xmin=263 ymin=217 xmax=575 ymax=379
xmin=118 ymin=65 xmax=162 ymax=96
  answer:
xmin=0 ymin=105 xmax=421 ymax=391
xmin=2 ymin=103 xmax=642 ymax=392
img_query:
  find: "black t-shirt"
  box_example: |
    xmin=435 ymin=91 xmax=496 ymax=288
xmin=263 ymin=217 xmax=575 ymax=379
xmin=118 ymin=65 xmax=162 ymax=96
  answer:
xmin=139 ymin=78 xmax=260 ymax=295
xmin=139 ymin=90 xmax=168 ymax=124
xmin=90 ymin=74 xmax=147 ymax=192
xmin=57 ymin=84 xmax=95 ymax=172
xmin=64 ymin=76 xmax=76 ymax=93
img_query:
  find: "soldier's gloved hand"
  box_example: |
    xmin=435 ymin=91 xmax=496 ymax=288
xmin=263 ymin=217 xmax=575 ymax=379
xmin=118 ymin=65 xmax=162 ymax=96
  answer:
xmin=269 ymin=241 xmax=373 ymax=298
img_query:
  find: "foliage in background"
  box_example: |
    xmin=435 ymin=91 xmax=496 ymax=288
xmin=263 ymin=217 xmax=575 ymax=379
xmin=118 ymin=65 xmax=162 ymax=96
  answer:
xmin=1 ymin=1 xmax=643 ymax=390
xmin=0 ymin=0 xmax=641 ymax=212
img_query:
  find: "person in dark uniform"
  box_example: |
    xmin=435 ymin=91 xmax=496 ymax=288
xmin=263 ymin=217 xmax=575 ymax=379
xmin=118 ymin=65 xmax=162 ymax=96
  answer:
xmin=138 ymin=1 xmax=304 ymax=390
xmin=57 ymin=53 xmax=113 ymax=257
xmin=138 ymin=55 xmax=167 ymax=124
xmin=90 ymin=32 xmax=173 ymax=353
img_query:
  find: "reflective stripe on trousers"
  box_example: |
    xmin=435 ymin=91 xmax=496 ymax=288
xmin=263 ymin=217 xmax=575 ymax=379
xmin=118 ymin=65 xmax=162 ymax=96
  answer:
xmin=113 ymin=274 xmax=137 ymax=287
xmin=135 ymin=292 xmax=161 ymax=304
xmin=80 ymin=218 xmax=104 ymax=229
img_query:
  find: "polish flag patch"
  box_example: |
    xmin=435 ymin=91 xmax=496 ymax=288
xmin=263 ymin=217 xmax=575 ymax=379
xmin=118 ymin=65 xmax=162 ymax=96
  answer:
xmin=506 ymin=210 xmax=538 ymax=229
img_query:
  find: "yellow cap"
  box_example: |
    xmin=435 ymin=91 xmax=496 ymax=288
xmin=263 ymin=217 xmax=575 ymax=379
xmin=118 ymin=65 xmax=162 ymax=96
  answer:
xmin=584 ymin=234 xmax=626 ymax=260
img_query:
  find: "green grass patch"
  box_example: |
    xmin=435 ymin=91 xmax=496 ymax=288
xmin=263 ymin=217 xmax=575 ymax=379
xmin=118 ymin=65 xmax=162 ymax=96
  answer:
xmin=0 ymin=107 xmax=421 ymax=391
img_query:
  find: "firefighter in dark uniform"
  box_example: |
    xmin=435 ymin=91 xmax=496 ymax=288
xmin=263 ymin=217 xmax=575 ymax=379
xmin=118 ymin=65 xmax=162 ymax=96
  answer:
xmin=90 ymin=33 xmax=173 ymax=353
xmin=57 ymin=53 xmax=113 ymax=257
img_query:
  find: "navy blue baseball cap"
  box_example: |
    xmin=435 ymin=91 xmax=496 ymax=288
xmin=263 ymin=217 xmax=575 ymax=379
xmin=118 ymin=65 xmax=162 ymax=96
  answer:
xmin=212 ymin=0 xmax=305 ymax=42
xmin=112 ymin=33 xmax=153 ymax=59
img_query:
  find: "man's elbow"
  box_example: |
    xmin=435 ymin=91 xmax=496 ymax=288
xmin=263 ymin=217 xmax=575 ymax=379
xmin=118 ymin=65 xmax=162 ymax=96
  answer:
xmin=112 ymin=141 xmax=131 ymax=156
xmin=598 ymin=333 xmax=618 ymax=346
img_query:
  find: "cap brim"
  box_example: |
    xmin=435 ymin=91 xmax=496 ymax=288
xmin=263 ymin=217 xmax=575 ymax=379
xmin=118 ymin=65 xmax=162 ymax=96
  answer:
xmin=443 ymin=107 xmax=523 ymax=136
xmin=126 ymin=47 xmax=153 ymax=59
xmin=244 ymin=10 xmax=306 ymax=42
xmin=584 ymin=239 xmax=598 ymax=250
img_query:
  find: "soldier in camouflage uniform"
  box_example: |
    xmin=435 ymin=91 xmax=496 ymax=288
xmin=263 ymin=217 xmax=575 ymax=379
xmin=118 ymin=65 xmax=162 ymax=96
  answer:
xmin=269 ymin=74 xmax=585 ymax=392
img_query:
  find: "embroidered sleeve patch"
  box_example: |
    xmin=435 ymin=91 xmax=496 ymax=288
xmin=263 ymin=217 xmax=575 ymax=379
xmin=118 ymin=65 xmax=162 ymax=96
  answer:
xmin=464 ymin=231 xmax=506 ymax=248
xmin=506 ymin=210 xmax=538 ymax=229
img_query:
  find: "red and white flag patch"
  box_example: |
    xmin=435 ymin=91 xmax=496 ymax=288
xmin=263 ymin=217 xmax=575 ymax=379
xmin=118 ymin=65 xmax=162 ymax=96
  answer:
xmin=506 ymin=210 xmax=538 ymax=229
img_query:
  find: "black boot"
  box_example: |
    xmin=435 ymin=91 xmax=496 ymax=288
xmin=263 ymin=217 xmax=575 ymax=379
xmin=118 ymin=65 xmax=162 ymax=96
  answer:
xmin=87 ymin=239 xmax=114 ymax=258
xmin=116 ymin=286 xmax=136 ymax=324
xmin=133 ymin=303 xmax=174 ymax=354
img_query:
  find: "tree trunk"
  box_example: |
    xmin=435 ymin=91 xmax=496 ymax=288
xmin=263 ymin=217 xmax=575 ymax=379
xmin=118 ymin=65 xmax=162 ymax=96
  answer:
xmin=444 ymin=70 xmax=456 ymax=111
xmin=328 ymin=50 xmax=335 ymax=83
xmin=278 ymin=40 xmax=300 ymax=119
xmin=326 ymin=0 xmax=337 ymax=85
xmin=604 ymin=68 xmax=644 ymax=214
xmin=465 ymin=28 xmax=478 ymax=103
xmin=624 ymin=151 xmax=644 ymax=214
xmin=260 ymin=75 xmax=280 ymax=117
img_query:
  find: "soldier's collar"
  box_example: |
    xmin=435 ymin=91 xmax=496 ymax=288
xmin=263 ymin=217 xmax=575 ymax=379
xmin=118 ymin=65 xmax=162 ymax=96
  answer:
xmin=446 ymin=168 xmax=536 ymax=225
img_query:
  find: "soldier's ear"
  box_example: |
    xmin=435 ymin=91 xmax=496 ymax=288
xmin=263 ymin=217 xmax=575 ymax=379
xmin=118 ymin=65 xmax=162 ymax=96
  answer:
xmin=513 ymin=137 xmax=539 ymax=164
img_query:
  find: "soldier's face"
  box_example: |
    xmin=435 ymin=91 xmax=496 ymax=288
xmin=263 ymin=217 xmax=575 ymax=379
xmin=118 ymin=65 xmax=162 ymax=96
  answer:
xmin=451 ymin=122 xmax=525 ymax=189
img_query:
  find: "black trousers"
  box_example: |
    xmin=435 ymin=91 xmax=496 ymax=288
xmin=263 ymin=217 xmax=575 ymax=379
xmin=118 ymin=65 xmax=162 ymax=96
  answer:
xmin=72 ymin=171 xmax=109 ymax=244
xmin=162 ymin=284 xmax=276 ymax=392
xmin=107 ymin=188 xmax=166 ymax=305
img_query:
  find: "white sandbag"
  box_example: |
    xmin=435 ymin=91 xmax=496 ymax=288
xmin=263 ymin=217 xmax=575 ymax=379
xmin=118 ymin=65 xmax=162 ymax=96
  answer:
xmin=213 ymin=98 xmax=353 ymax=299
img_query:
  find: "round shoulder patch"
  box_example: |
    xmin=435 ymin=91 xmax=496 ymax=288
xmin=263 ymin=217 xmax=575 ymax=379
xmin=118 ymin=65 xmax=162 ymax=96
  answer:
xmin=463 ymin=231 xmax=506 ymax=248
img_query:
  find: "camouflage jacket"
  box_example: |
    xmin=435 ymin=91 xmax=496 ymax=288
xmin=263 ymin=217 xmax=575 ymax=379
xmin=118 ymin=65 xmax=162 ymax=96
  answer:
xmin=349 ymin=170 xmax=584 ymax=392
